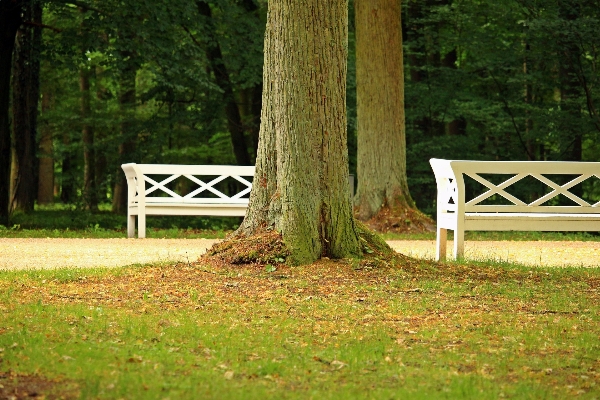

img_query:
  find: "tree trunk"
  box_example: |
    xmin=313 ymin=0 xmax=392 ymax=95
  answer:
xmin=239 ymin=0 xmax=262 ymax=160
xmin=442 ymin=49 xmax=467 ymax=136
xmin=196 ymin=1 xmax=252 ymax=166
xmin=249 ymin=83 xmax=262 ymax=157
xmin=80 ymin=67 xmax=98 ymax=211
xmin=238 ymin=84 xmax=262 ymax=162
xmin=10 ymin=0 xmax=41 ymax=213
xmin=0 ymin=1 xmax=23 ymax=225
xmin=557 ymin=0 xmax=583 ymax=201
xmin=38 ymin=90 xmax=54 ymax=205
xmin=355 ymin=0 xmax=430 ymax=233
xmin=112 ymin=50 xmax=137 ymax=214
xmin=233 ymin=0 xmax=362 ymax=265
xmin=60 ymin=129 xmax=76 ymax=204
xmin=94 ymin=65 xmax=108 ymax=204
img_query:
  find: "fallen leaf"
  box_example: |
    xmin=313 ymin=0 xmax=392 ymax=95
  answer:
xmin=330 ymin=360 xmax=347 ymax=370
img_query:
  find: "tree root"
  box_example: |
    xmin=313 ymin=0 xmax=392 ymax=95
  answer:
xmin=203 ymin=221 xmax=413 ymax=271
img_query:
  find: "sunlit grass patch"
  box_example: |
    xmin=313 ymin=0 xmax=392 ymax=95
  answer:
xmin=0 ymin=259 xmax=598 ymax=399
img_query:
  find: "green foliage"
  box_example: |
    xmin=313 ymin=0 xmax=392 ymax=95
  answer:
xmin=38 ymin=0 xmax=265 ymax=207
xmin=400 ymin=0 xmax=600 ymax=215
xmin=28 ymin=0 xmax=600 ymax=222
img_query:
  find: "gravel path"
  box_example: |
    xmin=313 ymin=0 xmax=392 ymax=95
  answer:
xmin=0 ymin=238 xmax=598 ymax=270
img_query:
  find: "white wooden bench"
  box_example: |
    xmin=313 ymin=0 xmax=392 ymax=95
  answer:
xmin=121 ymin=163 xmax=255 ymax=238
xmin=429 ymin=158 xmax=600 ymax=260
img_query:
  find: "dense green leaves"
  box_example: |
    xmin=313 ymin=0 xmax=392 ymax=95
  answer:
xmin=37 ymin=0 xmax=264 ymax=208
xmin=400 ymin=0 xmax=600 ymax=214
xmin=4 ymin=0 xmax=599 ymax=219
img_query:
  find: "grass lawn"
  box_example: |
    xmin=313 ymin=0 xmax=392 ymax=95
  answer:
xmin=3 ymin=206 xmax=600 ymax=241
xmin=1 ymin=206 xmax=240 ymax=239
xmin=1 ymin=256 xmax=599 ymax=399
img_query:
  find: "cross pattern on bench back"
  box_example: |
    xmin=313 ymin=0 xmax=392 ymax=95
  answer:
xmin=464 ymin=172 xmax=600 ymax=209
xmin=122 ymin=164 xmax=255 ymax=205
xmin=441 ymin=160 xmax=600 ymax=214
xmin=141 ymin=173 xmax=252 ymax=204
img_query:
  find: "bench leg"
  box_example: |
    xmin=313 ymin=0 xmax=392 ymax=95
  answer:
xmin=127 ymin=214 xmax=135 ymax=238
xmin=453 ymin=228 xmax=464 ymax=260
xmin=436 ymin=227 xmax=447 ymax=261
xmin=138 ymin=213 xmax=146 ymax=239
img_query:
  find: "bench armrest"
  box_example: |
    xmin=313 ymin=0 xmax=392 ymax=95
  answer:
xmin=121 ymin=163 xmax=146 ymax=207
xmin=429 ymin=158 xmax=465 ymax=215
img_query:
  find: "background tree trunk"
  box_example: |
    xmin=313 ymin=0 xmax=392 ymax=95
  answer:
xmin=37 ymin=90 xmax=54 ymax=205
xmin=196 ymin=1 xmax=252 ymax=166
xmin=0 ymin=1 xmax=23 ymax=225
xmin=10 ymin=0 xmax=41 ymax=213
xmin=94 ymin=65 xmax=108 ymax=204
xmin=112 ymin=49 xmax=137 ymax=214
xmin=354 ymin=0 xmax=421 ymax=227
xmin=80 ymin=67 xmax=98 ymax=211
xmin=60 ymin=130 xmax=76 ymax=203
xmin=235 ymin=0 xmax=361 ymax=265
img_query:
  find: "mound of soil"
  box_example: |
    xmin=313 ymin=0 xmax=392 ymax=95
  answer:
xmin=360 ymin=206 xmax=435 ymax=234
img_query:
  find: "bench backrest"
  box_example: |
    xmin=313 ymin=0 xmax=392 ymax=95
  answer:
xmin=121 ymin=163 xmax=255 ymax=205
xmin=430 ymin=158 xmax=600 ymax=214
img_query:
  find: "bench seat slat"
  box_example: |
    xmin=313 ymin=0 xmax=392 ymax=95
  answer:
xmin=464 ymin=212 xmax=600 ymax=219
xmin=127 ymin=204 xmax=248 ymax=217
xmin=465 ymin=213 xmax=600 ymax=232
xmin=139 ymin=198 xmax=250 ymax=204
xmin=465 ymin=205 xmax=600 ymax=213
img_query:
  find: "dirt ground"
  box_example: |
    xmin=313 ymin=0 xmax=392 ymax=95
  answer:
xmin=0 ymin=238 xmax=598 ymax=270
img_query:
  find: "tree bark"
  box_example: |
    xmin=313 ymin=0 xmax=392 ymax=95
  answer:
xmin=442 ymin=48 xmax=467 ymax=136
xmin=0 ymin=1 xmax=23 ymax=224
xmin=112 ymin=49 xmax=137 ymax=214
xmin=10 ymin=0 xmax=41 ymax=213
xmin=94 ymin=66 xmax=108 ymax=204
xmin=37 ymin=90 xmax=54 ymax=205
xmin=556 ymin=0 xmax=583 ymax=201
xmin=234 ymin=0 xmax=362 ymax=265
xmin=354 ymin=0 xmax=416 ymax=222
xmin=196 ymin=1 xmax=252 ymax=166
xmin=60 ymin=130 xmax=76 ymax=204
xmin=80 ymin=67 xmax=98 ymax=211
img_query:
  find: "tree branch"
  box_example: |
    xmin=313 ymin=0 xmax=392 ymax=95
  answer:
xmin=180 ymin=24 xmax=203 ymax=50
xmin=22 ymin=21 xmax=62 ymax=33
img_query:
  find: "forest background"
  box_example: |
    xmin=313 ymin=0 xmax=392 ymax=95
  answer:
xmin=1 ymin=0 xmax=599 ymax=227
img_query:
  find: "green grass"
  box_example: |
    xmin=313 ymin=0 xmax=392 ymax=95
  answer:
xmin=1 ymin=204 xmax=240 ymax=238
xmin=1 ymin=260 xmax=599 ymax=399
xmin=3 ymin=205 xmax=599 ymax=241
